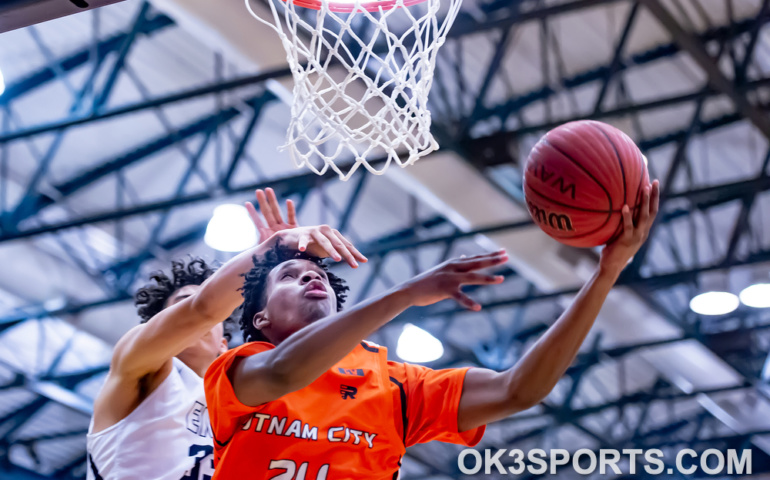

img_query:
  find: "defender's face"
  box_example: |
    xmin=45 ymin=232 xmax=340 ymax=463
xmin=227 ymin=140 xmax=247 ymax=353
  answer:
xmin=166 ymin=284 xmax=228 ymax=362
xmin=166 ymin=284 xmax=200 ymax=308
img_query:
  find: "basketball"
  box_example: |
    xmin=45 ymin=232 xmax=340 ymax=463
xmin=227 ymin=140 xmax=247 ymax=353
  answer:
xmin=522 ymin=120 xmax=651 ymax=248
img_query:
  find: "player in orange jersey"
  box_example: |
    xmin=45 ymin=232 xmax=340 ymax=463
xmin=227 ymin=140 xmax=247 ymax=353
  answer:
xmin=206 ymin=182 xmax=659 ymax=480
xmin=87 ymin=187 xmax=366 ymax=480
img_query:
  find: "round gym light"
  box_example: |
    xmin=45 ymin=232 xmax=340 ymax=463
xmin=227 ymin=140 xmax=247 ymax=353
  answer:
xmin=689 ymin=291 xmax=740 ymax=316
xmin=204 ymin=204 xmax=258 ymax=252
xmin=739 ymin=283 xmax=770 ymax=309
xmin=396 ymin=323 xmax=444 ymax=363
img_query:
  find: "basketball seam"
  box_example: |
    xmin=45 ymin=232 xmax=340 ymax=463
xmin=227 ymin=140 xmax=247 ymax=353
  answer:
xmin=529 ymin=187 xmax=617 ymax=240
xmin=541 ymin=138 xmax=614 ymax=213
xmin=526 ymin=180 xmax=618 ymax=241
xmin=539 ymin=137 xmax=615 ymax=243
xmin=634 ymin=149 xmax=647 ymax=221
xmin=607 ymin=140 xmax=647 ymax=244
xmin=525 ymin=185 xmax=624 ymax=213
xmin=565 ymin=205 xmax=642 ymax=242
xmin=536 ymin=137 xmax=616 ymax=244
xmin=590 ymin=122 xmax=627 ymax=206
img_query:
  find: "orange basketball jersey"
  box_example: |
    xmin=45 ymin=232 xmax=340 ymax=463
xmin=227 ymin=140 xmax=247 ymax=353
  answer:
xmin=205 ymin=340 xmax=485 ymax=479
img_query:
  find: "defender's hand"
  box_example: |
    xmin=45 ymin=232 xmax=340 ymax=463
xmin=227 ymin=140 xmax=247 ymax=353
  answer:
xmin=279 ymin=226 xmax=367 ymax=268
xmin=399 ymin=250 xmax=508 ymax=311
xmin=246 ymin=188 xmax=298 ymax=241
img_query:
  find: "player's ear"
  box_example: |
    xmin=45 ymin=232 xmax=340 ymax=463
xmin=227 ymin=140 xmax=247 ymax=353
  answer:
xmin=253 ymin=312 xmax=270 ymax=331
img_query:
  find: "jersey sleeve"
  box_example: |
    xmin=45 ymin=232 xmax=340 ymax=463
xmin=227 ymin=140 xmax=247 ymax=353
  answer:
xmin=204 ymin=342 xmax=275 ymax=452
xmin=388 ymin=361 xmax=485 ymax=448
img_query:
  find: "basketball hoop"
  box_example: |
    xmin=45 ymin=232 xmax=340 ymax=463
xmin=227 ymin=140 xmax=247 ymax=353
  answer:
xmin=245 ymin=0 xmax=464 ymax=180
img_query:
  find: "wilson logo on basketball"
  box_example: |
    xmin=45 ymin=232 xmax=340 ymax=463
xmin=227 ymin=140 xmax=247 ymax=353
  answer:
xmin=528 ymin=161 xmax=577 ymax=200
xmin=527 ymin=202 xmax=574 ymax=232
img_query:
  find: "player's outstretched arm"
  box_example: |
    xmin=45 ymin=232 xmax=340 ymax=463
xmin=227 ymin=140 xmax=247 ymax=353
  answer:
xmin=231 ymin=250 xmax=509 ymax=407
xmin=457 ymin=181 xmax=660 ymax=432
xmin=112 ymin=226 xmax=365 ymax=382
xmin=110 ymin=188 xmax=366 ymax=383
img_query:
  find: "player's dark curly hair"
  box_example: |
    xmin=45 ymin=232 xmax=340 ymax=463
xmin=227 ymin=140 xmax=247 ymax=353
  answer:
xmin=240 ymin=242 xmax=348 ymax=343
xmin=135 ymin=258 xmax=217 ymax=323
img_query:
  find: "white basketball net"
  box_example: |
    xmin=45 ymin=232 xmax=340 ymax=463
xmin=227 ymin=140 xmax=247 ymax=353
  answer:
xmin=246 ymin=0 xmax=463 ymax=180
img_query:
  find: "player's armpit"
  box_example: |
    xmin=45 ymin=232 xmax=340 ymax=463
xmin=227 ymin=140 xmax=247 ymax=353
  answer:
xmin=228 ymin=350 xmax=296 ymax=407
xmin=91 ymin=357 xmax=174 ymax=434
xmin=393 ymin=362 xmax=485 ymax=447
xmin=110 ymin=297 xmax=217 ymax=380
xmin=109 ymin=324 xmax=152 ymax=379
xmin=457 ymin=367 xmax=537 ymax=432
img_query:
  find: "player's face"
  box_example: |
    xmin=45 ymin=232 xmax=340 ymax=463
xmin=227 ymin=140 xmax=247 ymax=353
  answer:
xmin=259 ymin=259 xmax=337 ymax=339
xmin=166 ymin=285 xmax=228 ymax=364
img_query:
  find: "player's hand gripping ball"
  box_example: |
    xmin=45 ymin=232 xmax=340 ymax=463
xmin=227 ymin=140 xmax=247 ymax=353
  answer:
xmin=523 ymin=120 xmax=651 ymax=248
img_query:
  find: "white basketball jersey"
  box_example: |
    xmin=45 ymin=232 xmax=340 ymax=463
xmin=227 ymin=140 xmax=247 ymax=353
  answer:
xmin=86 ymin=358 xmax=215 ymax=480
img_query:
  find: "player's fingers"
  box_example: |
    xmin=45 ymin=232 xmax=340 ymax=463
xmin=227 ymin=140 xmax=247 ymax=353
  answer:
xmin=311 ymin=230 xmax=342 ymax=262
xmin=322 ymin=230 xmax=357 ymax=267
xmin=459 ymin=273 xmax=505 ymax=286
xmin=266 ymin=188 xmax=285 ymax=226
xmin=256 ymin=189 xmax=277 ymax=226
xmin=455 ymin=250 xmax=506 ymax=265
xmin=454 ymin=251 xmax=509 ymax=272
xmin=334 ymin=230 xmax=367 ymax=263
xmin=621 ymin=205 xmax=633 ymax=239
xmin=650 ymin=180 xmax=660 ymax=218
xmin=298 ymin=233 xmax=310 ymax=252
xmin=451 ymin=290 xmax=481 ymax=311
xmin=638 ymin=185 xmax=651 ymax=227
xmin=245 ymin=201 xmax=266 ymax=229
xmin=457 ymin=249 xmax=506 ymax=263
xmin=286 ymin=199 xmax=298 ymax=226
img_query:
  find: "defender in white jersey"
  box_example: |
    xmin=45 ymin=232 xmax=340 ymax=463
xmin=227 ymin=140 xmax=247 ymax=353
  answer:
xmin=88 ymin=357 xmax=216 ymax=480
xmin=87 ymin=189 xmax=367 ymax=480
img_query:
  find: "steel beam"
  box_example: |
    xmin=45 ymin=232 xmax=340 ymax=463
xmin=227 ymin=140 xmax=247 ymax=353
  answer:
xmin=25 ymin=379 xmax=93 ymax=416
xmin=0 ymin=163 xmax=766 ymax=333
xmin=724 ymin=151 xmax=770 ymax=263
xmin=221 ymin=92 xmax=278 ymax=188
xmin=5 ymin=122 xmax=767 ymax=245
xmin=461 ymin=27 xmax=514 ymax=134
xmin=0 ymin=156 xmax=389 ymax=243
xmin=639 ymin=0 xmax=770 ymax=140
xmin=629 ymin=91 xmax=710 ymax=273
xmin=593 ymin=2 xmax=640 ymax=114
xmin=4 ymin=235 xmax=770 ymax=327
xmin=395 ymin=248 xmax=770 ymax=321
xmin=91 ymin=2 xmax=150 ymax=111
xmin=0 ymin=397 xmax=50 ymax=440
xmin=499 ymin=76 xmax=770 ymax=138
xmin=0 ymin=359 xmax=100 ymax=416
xmin=465 ymin=93 xmax=770 ymax=169
xmin=6 ymin=94 xmax=267 ymax=228
xmin=0 ymin=464 xmax=50 ymax=480
xmin=41 ymin=366 xmax=109 ymax=389
xmin=0 ymin=13 xmax=173 ymax=105
xmin=0 ymin=66 xmax=292 ymax=144
xmin=104 ymin=221 xmax=209 ymax=282
xmin=475 ymin=14 xmax=770 ymax=130
xmin=447 ymin=0 xmax=624 ymax=38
